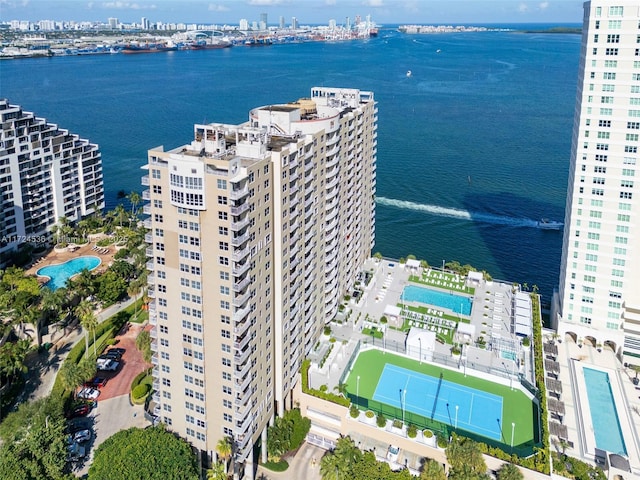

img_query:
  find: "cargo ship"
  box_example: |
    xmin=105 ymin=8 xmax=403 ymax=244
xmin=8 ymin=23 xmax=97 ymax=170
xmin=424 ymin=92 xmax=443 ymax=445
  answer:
xmin=188 ymin=39 xmax=232 ymax=50
xmin=121 ymin=43 xmax=178 ymax=54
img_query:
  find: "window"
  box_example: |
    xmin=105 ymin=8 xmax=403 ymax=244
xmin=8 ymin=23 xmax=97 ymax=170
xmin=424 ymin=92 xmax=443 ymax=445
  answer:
xmin=605 ymin=48 xmax=618 ymax=56
xmin=218 ymin=211 xmax=228 ymax=220
xmin=217 ymin=196 xmax=228 ymax=205
xmin=217 ymin=179 xmax=227 ymax=189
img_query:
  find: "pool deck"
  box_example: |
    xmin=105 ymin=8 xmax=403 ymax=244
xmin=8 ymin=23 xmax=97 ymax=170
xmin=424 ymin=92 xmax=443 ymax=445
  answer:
xmin=549 ymin=334 xmax=640 ymax=475
xmin=26 ymin=238 xmax=115 ymax=283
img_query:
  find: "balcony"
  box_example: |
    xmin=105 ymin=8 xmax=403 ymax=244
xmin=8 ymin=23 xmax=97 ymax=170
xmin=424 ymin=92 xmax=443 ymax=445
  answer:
xmin=234 ymin=316 xmax=251 ymax=337
xmin=231 ymin=246 xmax=250 ymax=262
xmin=146 ymin=260 xmax=154 ymax=271
xmin=232 ymin=261 xmax=250 ymax=277
xmin=147 ymin=289 xmax=156 ymax=299
xmin=143 ymin=218 xmax=152 ymax=229
xmin=305 ymin=184 xmax=314 ymax=197
xmin=289 ymin=184 xmax=299 ymax=196
xmin=231 ymin=216 xmax=250 ymax=231
xmin=142 ymin=204 xmax=151 ymax=215
xmin=141 ymin=175 xmax=149 ymax=186
xmin=148 ymin=300 xmax=157 ymax=313
xmin=234 ymin=346 xmax=251 ymax=365
xmin=230 ymin=202 xmax=249 ymax=216
xmin=231 ymin=232 xmax=250 ymax=246
xmin=233 ymin=304 xmax=251 ymax=323
xmin=326 ymin=187 xmax=338 ymax=202
xmin=233 ymin=275 xmax=251 ymax=293
xmin=145 ymin=247 xmax=153 ymax=257
xmin=151 ymin=354 xmax=158 ymax=365
xmin=148 ymin=313 xmax=157 ymax=325
xmin=229 ymin=187 xmax=249 ymax=201
xmin=142 ymin=189 xmax=150 ymax=200
xmin=304 ymin=160 xmax=314 ymax=173
xmin=145 ymin=233 xmax=153 ymax=243
xmin=234 ymin=332 xmax=251 ymax=352
xmin=233 ymin=289 xmax=251 ymax=308
xmin=304 ymin=196 xmax=314 ymax=210
xmin=236 ymin=412 xmax=253 ymax=433
xmin=235 ymin=357 xmax=252 ymax=379
xmin=235 ymin=397 xmax=252 ymax=419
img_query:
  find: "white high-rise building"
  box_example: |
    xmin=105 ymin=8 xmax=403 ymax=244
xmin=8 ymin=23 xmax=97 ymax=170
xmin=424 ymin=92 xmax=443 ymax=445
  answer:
xmin=555 ymin=1 xmax=640 ymax=363
xmin=0 ymin=99 xmax=104 ymax=266
xmin=143 ymin=87 xmax=377 ymax=478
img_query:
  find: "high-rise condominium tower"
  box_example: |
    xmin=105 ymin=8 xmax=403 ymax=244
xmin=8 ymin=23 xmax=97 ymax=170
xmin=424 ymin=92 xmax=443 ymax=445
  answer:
xmin=555 ymin=1 xmax=640 ymax=363
xmin=143 ymin=87 xmax=377 ymax=478
xmin=0 ymin=99 xmax=104 ymax=266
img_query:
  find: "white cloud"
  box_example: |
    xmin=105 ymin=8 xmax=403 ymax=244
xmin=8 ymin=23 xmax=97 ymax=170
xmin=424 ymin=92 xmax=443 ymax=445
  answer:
xmin=101 ymin=1 xmax=156 ymax=10
xmin=208 ymin=3 xmax=230 ymax=11
xmin=325 ymin=0 xmax=337 ymax=5
xmin=518 ymin=3 xmax=529 ymax=13
xmin=539 ymin=1 xmax=549 ymax=10
xmin=362 ymin=0 xmax=384 ymax=6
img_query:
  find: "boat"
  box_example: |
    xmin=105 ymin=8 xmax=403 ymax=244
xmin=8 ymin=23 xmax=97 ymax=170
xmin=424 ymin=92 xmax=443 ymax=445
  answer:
xmin=244 ymin=36 xmax=273 ymax=47
xmin=537 ymin=218 xmax=563 ymax=230
xmin=121 ymin=43 xmax=178 ymax=54
xmin=406 ymin=70 xmax=412 ymax=77
xmin=188 ymin=38 xmax=232 ymax=50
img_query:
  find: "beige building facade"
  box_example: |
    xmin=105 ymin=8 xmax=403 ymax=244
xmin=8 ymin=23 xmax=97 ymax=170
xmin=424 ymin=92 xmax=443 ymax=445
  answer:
xmin=143 ymin=87 xmax=377 ymax=478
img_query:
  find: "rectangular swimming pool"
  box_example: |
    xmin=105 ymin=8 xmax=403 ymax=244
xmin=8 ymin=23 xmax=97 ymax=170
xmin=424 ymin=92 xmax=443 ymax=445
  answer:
xmin=402 ymin=285 xmax=472 ymax=315
xmin=582 ymin=368 xmax=627 ymax=455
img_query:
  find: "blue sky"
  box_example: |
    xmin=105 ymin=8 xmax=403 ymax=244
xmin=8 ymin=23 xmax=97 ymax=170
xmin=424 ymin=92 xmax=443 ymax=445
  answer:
xmin=1 ymin=0 xmax=584 ymax=25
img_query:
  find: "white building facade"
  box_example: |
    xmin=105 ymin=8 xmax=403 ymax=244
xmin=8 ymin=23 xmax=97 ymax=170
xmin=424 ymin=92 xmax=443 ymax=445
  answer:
xmin=0 ymin=99 xmax=104 ymax=265
xmin=555 ymin=1 xmax=640 ymax=363
xmin=144 ymin=87 xmax=377 ymax=478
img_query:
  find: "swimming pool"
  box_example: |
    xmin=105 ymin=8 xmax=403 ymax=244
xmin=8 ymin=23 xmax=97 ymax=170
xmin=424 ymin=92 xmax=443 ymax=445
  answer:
xmin=402 ymin=285 xmax=472 ymax=315
xmin=36 ymin=256 xmax=101 ymax=290
xmin=582 ymin=368 xmax=627 ymax=455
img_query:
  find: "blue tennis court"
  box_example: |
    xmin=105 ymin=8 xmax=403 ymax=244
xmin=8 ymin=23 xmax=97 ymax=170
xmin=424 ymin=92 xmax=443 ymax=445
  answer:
xmin=372 ymin=364 xmax=503 ymax=440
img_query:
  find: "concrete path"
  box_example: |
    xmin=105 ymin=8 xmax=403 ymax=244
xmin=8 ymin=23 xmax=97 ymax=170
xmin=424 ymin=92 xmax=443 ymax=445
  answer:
xmin=256 ymin=442 xmax=324 ymax=480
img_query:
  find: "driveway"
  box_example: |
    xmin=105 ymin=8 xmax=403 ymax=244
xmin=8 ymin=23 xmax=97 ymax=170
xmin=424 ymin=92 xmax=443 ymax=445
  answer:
xmin=256 ymin=442 xmax=324 ymax=480
xmin=96 ymin=322 xmax=151 ymax=401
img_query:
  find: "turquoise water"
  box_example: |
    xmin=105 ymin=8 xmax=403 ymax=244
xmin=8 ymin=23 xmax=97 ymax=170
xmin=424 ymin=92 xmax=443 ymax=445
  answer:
xmin=501 ymin=351 xmax=516 ymax=361
xmin=402 ymin=285 xmax=472 ymax=315
xmin=582 ymin=368 xmax=627 ymax=455
xmin=36 ymin=256 xmax=101 ymax=290
xmin=0 ymin=25 xmax=580 ymax=301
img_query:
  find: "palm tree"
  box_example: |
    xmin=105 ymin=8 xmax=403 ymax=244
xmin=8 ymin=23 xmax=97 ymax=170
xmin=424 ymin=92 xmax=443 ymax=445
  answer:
xmin=216 ymin=437 xmax=233 ymax=475
xmin=113 ymin=204 xmax=127 ymax=229
xmin=127 ymin=191 xmax=142 ymax=226
xmin=320 ymin=452 xmax=346 ymax=480
xmin=0 ymin=339 xmax=30 ymax=387
xmin=58 ymin=360 xmax=85 ymax=392
xmin=127 ymin=280 xmax=144 ymax=322
xmin=206 ymin=461 xmax=227 ymax=480
xmin=497 ymin=463 xmax=523 ymax=480
xmin=420 ymin=460 xmax=447 ymax=480
xmin=333 ymin=382 xmax=348 ymax=398
xmin=75 ymin=300 xmax=97 ymax=356
xmin=446 ymin=434 xmax=487 ymax=477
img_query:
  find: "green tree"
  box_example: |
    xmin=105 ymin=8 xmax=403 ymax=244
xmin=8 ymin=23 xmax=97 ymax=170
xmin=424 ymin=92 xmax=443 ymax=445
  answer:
xmin=420 ymin=460 xmax=446 ymax=480
xmin=113 ymin=204 xmax=127 ymax=228
xmin=0 ymin=339 xmax=30 ymax=387
xmin=320 ymin=436 xmax=361 ymax=480
xmin=88 ymin=426 xmax=199 ymax=480
xmin=215 ymin=436 xmax=233 ymax=475
xmin=136 ymin=329 xmax=152 ymax=363
xmin=446 ymin=434 xmax=487 ymax=478
xmin=497 ymin=463 xmax=524 ymax=480
xmin=95 ymin=270 xmax=127 ymax=306
xmin=127 ymin=191 xmax=142 ymax=226
xmin=206 ymin=461 xmax=227 ymax=480
xmin=285 ymin=408 xmax=311 ymax=451
xmin=58 ymin=360 xmax=86 ymax=392
xmin=76 ymin=300 xmax=98 ymax=356
xmin=0 ymin=396 xmax=68 ymax=480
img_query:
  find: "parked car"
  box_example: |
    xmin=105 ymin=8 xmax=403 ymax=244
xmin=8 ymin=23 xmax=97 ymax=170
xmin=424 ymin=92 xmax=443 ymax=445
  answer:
xmin=77 ymin=387 xmax=100 ymax=400
xmin=107 ymin=347 xmax=126 ymax=355
xmin=73 ymin=429 xmax=92 ymax=443
xmin=98 ymin=351 xmax=121 ymax=361
xmin=84 ymin=377 xmax=107 ymax=388
xmin=67 ymin=441 xmax=86 ymax=461
xmin=96 ymin=358 xmax=119 ymax=371
xmin=65 ymin=404 xmax=90 ymax=419
xmin=387 ymin=445 xmax=400 ymax=463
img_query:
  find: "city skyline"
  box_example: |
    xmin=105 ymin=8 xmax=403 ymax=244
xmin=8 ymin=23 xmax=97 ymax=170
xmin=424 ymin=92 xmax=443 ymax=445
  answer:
xmin=3 ymin=0 xmax=584 ymax=25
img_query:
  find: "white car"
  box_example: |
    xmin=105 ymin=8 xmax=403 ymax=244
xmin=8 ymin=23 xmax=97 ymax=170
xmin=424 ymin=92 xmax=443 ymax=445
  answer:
xmin=73 ymin=429 xmax=92 ymax=443
xmin=77 ymin=387 xmax=100 ymax=400
xmin=387 ymin=445 xmax=400 ymax=463
xmin=96 ymin=358 xmax=119 ymax=371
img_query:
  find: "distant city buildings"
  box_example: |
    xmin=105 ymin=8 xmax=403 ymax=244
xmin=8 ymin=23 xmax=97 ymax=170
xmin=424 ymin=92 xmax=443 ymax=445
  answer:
xmin=143 ymin=87 xmax=376 ymax=478
xmin=555 ymin=0 xmax=640 ymax=363
xmin=0 ymin=99 xmax=104 ymax=266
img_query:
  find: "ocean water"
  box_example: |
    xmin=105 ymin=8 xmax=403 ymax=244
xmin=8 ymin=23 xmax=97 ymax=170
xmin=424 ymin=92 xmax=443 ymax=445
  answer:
xmin=0 ymin=25 xmax=581 ymax=301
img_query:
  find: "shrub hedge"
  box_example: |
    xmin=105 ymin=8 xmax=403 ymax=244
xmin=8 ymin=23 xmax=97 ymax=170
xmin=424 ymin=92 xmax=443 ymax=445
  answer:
xmin=300 ymin=359 xmax=350 ymax=407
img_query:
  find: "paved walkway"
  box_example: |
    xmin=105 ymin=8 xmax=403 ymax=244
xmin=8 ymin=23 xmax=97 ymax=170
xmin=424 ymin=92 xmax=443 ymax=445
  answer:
xmin=23 ymin=296 xmax=136 ymax=403
xmin=256 ymin=442 xmax=324 ymax=480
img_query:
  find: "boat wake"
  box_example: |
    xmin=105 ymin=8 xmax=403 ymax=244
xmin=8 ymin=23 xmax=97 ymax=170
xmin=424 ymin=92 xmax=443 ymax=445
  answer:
xmin=376 ymin=197 xmax=541 ymax=228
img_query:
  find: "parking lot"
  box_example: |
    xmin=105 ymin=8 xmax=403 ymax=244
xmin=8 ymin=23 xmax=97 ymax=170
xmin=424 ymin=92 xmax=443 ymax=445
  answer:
xmin=94 ymin=322 xmax=152 ymax=401
xmin=68 ymin=321 xmax=153 ymax=475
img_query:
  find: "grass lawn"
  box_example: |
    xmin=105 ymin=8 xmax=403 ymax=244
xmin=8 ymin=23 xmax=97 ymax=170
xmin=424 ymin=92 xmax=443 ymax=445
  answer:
xmin=345 ymin=349 xmax=537 ymax=453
